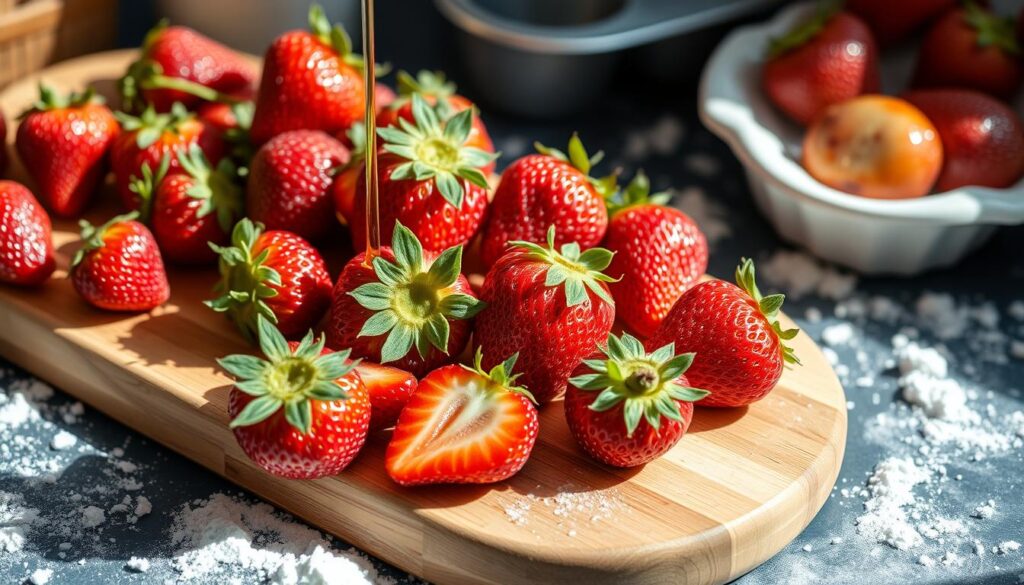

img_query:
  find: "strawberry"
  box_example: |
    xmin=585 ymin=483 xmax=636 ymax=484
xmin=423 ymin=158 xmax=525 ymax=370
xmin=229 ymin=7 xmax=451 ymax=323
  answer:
xmin=133 ymin=145 xmax=244 ymax=265
xmin=112 ymin=104 xmax=224 ymax=211
xmin=120 ymin=20 xmax=257 ymax=113
xmin=385 ymin=350 xmax=538 ymax=486
xmin=331 ymin=122 xmax=367 ymax=227
xmin=846 ymin=0 xmax=955 ymax=45
xmin=913 ymin=3 xmax=1023 ymax=100
xmin=603 ymin=172 xmax=708 ymax=339
xmin=762 ymin=8 xmax=880 ymax=126
xmin=350 ymin=95 xmax=496 ymax=253
xmin=480 ymin=134 xmax=612 ymax=268
xmin=325 ymin=222 xmax=483 ymax=378
xmin=70 ymin=213 xmax=169 ymax=311
xmin=250 ymin=5 xmax=366 ymax=145
xmin=904 ymin=89 xmax=1024 ymax=191
xmin=565 ymin=332 xmax=708 ymax=468
xmin=0 ymin=112 xmax=7 ymax=175
xmin=352 ymin=361 xmax=418 ymax=431
xmin=220 ymin=317 xmax=370 ymax=479
xmin=16 ymin=86 xmax=118 ymax=218
xmin=648 ymin=259 xmax=799 ymax=408
xmin=474 ymin=227 xmax=616 ymax=404
xmin=0 ymin=181 xmax=55 ymax=286
xmin=207 ymin=219 xmax=332 ymax=341
xmin=377 ymin=70 xmax=497 ymax=176
xmin=247 ymin=130 xmax=349 ymax=241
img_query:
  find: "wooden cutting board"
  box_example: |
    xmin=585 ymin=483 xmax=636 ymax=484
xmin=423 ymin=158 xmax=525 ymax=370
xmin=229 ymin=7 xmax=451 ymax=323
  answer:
xmin=0 ymin=51 xmax=847 ymax=585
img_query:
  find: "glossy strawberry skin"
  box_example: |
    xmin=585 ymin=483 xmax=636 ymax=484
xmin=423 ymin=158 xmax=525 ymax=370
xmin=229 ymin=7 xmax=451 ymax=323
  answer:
xmin=250 ymin=30 xmax=365 ymax=145
xmin=605 ymin=205 xmax=708 ymax=339
xmin=846 ymin=0 xmax=954 ymax=45
xmin=350 ymin=153 xmax=489 ymax=253
xmin=385 ymin=364 xmax=539 ymax=486
xmin=331 ymin=163 xmax=361 ymax=227
xmin=481 ymin=154 xmax=608 ymax=267
xmin=151 ymin=173 xmax=229 ymax=265
xmin=325 ymin=248 xmax=477 ymax=378
xmin=0 ymin=181 xmax=55 ymax=286
xmin=474 ymin=250 xmax=615 ymax=404
xmin=251 ymin=230 xmax=333 ymax=338
xmin=71 ymin=220 xmax=169 ymax=312
xmin=762 ymin=12 xmax=880 ymax=126
xmin=903 ymin=89 xmax=1024 ymax=191
xmin=247 ymin=130 xmax=349 ymax=241
xmin=564 ymin=367 xmax=694 ymax=468
xmin=16 ymin=102 xmax=118 ymax=218
xmin=649 ymin=280 xmax=784 ymax=408
xmin=352 ymin=361 xmax=418 ymax=431
xmin=0 ymin=114 xmax=7 ymax=175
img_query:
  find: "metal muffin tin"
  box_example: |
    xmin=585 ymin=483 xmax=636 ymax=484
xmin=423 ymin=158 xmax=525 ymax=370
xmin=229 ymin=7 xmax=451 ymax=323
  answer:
xmin=435 ymin=0 xmax=783 ymax=117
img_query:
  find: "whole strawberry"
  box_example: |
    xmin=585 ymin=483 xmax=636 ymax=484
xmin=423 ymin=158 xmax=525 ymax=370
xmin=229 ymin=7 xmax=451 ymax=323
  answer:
xmin=846 ymin=0 xmax=954 ymax=46
xmin=331 ymin=122 xmax=367 ymax=227
xmin=120 ymin=21 xmax=257 ymax=113
xmin=351 ymin=360 xmax=418 ymax=432
xmin=762 ymin=8 xmax=880 ymax=126
xmin=207 ymin=219 xmax=332 ymax=341
xmin=648 ymin=259 xmax=800 ymax=408
xmin=480 ymin=134 xmax=612 ymax=267
xmin=220 ymin=317 xmax=370 ymax=479
xmin=604 ymin=172 xmax=708 ymax=339
xmin=565 ymin=332 xmax=708 ymax=468
xmin=250 ymin=5 xmax=366 ymax=145
xmin=247 ymin=130 xmax=349 ymax=241
xmin=475 ymin=227 xmax=616 ymax=404
xmin=16 ymin=86 xmax=118 ymax=218
xmin=112 ymin=104 xmax=224 ymax=211
xmin=351 ymin=95 xmax=496 ymax=253
xmin=71 ymin=213 xmax=169 ymax=311
xmin=0 ymin=181 xmax=55 ymax=286
xmin=325 ymin=222 xmax=483 ymax=378
xmin=0 ymin=111 xmax=7 ymax=175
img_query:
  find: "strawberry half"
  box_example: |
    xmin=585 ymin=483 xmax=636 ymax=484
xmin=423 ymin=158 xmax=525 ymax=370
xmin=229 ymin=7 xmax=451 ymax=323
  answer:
xmin=565 ymin=332 xmax=708 ymax=468
xmin=474 ymin=226 xmax=616 ymax=404
xmin=385 ymin=350 xmax=539 ymax=486
xmin=352 ymin=361 xmax=418 ymax=431
xmin=648 ymin=259 xmax=800 ymax=408
xmin=0 ymin=181 xmax=55 ymax=286
xmin=220 ymin=317 xmax=371 ymax=480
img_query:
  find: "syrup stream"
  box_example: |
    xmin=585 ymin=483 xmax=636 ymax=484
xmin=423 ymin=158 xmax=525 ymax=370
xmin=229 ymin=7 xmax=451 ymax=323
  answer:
xmin=361 ymin=0 xmax=381 ymax=264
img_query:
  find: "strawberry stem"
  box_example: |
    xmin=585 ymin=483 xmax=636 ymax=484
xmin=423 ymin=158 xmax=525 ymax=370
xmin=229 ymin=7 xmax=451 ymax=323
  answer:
xmin=734 ymin=258 xmax=802 ymax=365
xmin=963 ymin=1 xmax=1020 ymax=55
xmin=509 ymin=226 xmax=618 ymax=308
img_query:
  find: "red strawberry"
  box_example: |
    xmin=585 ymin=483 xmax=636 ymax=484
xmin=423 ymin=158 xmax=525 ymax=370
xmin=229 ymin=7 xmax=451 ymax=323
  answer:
xmin=0 ymin=181 xmax=55 ymax=286
xmin=352 ymin=361 xmax=418 ymax=431
xmin=0 ymin=112 xmax=7 ymax=175
xmin=904 ymin=89 xmax=1024 ymax=191
xmin=135 ymin=145 xmax=243 ymax=265
xmin=846 ymin=0 xmax=955 ymax=45
xmin=250 ymin=5 xmax=366 ymax=145
xmin=648 ymin=259 xmax=800 ymax=408
xmin=377 ymin=70 xmax=497 ymax=176
xmin=480 ymin=134 xmax=612 ymax=268
xmin=120 ymin=21 xmax=257 ymax=113
xmin=247 ymin=130 xmax=349 ymax=241
xmin=16 ymin=86 xmax=118 ymax=218
xmin=207 ymin=219 xmax=332 ymax=341
xmin=603 ymin=172 xmax=708 ymax=339
xmin=220 ymin=318 xmax=371 ymax=480
xmin=112 ymin=104 xmax=224 ymax=211
xmin=385 ymin=350 xmax=539 ymax=486
xmin=565 ymin=332 xmax=708 ymax=468
xmin=351 ymin=95 xmax=495 ymax=253
xmin=913 ymin=3 xmax=1023 ymax=100
xmin=762 ymin=9 xmax=880 ymax=126
xmin=70 ymin=213 xmax=169 ymax=311
xmin=325 ymin=222 xmax=483 ymax=378
xmin=474 ymin=227 xmax=616 ymax=404
xmin=331 ymin=122 xmax=367 ymax=227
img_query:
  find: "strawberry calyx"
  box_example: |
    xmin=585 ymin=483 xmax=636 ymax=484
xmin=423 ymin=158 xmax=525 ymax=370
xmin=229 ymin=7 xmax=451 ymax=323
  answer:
xmin=20 ymin=84 xmax=102 ymax=118
xmin=308 ymin=3 xmax=372 ymax=74
xmin=377 ymin=94 xmax=498 ymax=209
xmin=349 ymin=222 xmax=484 ymax=364
xmin=127 ymin=153 xmax=171 ymax=222
xmin=219 ymin=316 xmax=358 ymax=435
xmin=569 ymin=332 xmax=708 ymax=437
xmin=534 ymin=133 xmax=617 ymax=198
xmin=397 ymin=70 xmax=457 ymax=99
xmin=175 ymin=144 xmax=244 ymax=233
xmin=963 ymin=1 xmax=1020 ymax=55
xmin=605 ymin=170 xmax=672 ymax=216
xmin=71 ymin=212 xmax=140 ymax=268
xmin=509 ymin=225 xmax=617 ymax=308
xmin=115 ymin=103 xmax=194 ymax=149
xmin=462 ymin=348 xmax=537 ymax=404
xmin=766 ymin=0 xmax=840 ymax=59
xmin=734 ymin=258 xmax=801 ymax=365
xmin=206 ymin=219 xmax=284 ymax=342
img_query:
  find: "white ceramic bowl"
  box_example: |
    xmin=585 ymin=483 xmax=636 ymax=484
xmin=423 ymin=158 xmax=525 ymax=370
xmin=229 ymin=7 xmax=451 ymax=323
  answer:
xmin=698 ymin=2 xmax=1024 ymax=275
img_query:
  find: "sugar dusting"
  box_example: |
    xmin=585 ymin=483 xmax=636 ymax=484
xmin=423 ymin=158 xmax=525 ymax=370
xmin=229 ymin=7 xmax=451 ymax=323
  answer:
xmin=501 ymin=484 xmax=628 ymax=537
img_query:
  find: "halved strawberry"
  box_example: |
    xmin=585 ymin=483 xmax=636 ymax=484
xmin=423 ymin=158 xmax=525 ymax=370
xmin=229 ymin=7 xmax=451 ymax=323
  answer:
xmin=352 ymin=361 xmax=418 ymax=431
xmin=385 ymin=350 xmax=538 ymax=486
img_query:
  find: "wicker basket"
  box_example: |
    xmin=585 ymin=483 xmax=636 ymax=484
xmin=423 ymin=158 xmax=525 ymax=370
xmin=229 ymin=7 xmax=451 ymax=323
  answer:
xmin=0 ymin=0 xmax=117 ymax=88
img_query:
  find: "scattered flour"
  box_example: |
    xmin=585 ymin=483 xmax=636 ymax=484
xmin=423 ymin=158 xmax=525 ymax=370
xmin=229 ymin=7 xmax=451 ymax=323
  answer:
xmin=50 ymin=430 xmax=77 ymax=450
xmin=622 ymin=114 xmax=684 ymax=161
xmin=125 ymin=557 xmax=150 ymax=573
xmin=28 ymin=568 xmax=52 ymax=584
xmin=973 ymin=501 xmax=997 ymax=520
xmin=760 ymin=250 xmax=857 ymax=300
xmin=674 ymin=186 xmax=731 ymax=246
xmin=501 ymin=485 xmax=628 ymax=537
xmin=80 ymin=506 xmax=106 ymax=529
xmin=0 ymin=491 xmax=39 ymax=553
xmin=822 ymin=323 xmax=856 ymax=347
xmin=855 ymin=458 xmax=930 ymax=550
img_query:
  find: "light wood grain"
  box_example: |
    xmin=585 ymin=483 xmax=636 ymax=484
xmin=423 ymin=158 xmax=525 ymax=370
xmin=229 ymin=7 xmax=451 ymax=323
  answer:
xmin=0 ymin=51 xmax=847 ymax=585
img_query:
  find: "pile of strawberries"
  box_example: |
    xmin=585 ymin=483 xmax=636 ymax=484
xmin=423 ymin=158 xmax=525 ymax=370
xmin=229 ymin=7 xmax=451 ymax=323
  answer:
xmin=763 ymin=0 xmax=1024 ymax=199
xmin=0 ymin=6 xmax=801 ymax=484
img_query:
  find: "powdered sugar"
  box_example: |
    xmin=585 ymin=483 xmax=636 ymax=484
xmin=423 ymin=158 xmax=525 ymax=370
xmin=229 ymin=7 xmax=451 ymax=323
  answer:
xmin=501 ymin=484 xmax=628 ymax=537
xmin=855 ymin=458 xmax=930 ymax=550
xmin=760 ymin=250 xmax=857 ymax=301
